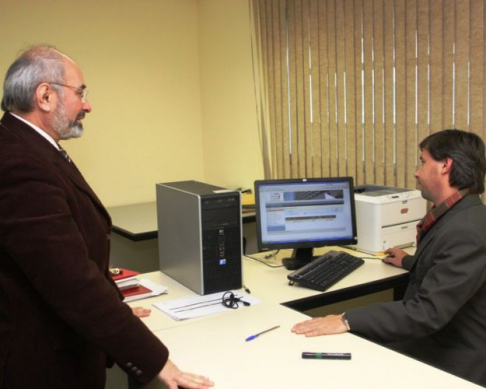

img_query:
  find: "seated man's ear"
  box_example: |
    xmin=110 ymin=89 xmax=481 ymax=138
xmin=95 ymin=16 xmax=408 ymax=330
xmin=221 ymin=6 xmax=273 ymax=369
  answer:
xmin=441 ymin=157 xmax=454 ymax=175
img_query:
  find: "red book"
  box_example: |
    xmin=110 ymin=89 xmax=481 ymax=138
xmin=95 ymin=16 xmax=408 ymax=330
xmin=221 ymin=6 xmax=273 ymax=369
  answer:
xmin=110 ymin=268 xmax=140 ymax=282
xmin=122 ymin=284 xmax=153 ymax=302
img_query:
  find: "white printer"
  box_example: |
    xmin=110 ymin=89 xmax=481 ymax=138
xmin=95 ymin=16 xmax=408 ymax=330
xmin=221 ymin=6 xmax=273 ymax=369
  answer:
xmin=354 ymin=185 xmax=427 ymax=254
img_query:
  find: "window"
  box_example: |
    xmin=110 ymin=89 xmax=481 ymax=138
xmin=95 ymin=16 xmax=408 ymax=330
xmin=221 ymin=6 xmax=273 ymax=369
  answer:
xmin=251 ymin=0 xmax=485 ymax=189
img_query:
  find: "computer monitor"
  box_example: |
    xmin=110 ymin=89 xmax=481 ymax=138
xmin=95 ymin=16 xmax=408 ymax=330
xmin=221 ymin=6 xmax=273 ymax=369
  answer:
xmin=254 ymin=177 xmax=358 ymax=270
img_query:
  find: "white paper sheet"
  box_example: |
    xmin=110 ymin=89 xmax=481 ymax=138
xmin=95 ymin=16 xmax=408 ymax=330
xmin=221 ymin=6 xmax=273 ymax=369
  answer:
xmin=153 ymin=291 xmax=260 ymax=321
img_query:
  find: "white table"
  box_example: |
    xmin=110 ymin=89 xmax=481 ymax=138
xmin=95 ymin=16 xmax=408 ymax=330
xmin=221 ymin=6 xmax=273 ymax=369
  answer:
xmin=123 ymin=250 xmax=480 ymax=388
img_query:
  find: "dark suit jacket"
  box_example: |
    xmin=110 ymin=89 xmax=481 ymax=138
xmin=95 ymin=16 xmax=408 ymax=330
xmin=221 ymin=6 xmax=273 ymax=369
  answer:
xmin=0 ymin=113 xmax=168 ymax=389
xmin=347 ymin=194 xmax=486 ymax=386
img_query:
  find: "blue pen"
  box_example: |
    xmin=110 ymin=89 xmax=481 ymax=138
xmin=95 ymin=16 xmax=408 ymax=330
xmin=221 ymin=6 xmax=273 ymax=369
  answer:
xmin=245 ymin=325 xmax=280 ymax=341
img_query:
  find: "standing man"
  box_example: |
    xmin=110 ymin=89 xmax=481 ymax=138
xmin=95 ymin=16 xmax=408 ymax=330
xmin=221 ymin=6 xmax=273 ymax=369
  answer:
xmin=292 ymin=129 xmax=486 ymax=387
xmin=0 ymin=46 xmax=213 ymax=389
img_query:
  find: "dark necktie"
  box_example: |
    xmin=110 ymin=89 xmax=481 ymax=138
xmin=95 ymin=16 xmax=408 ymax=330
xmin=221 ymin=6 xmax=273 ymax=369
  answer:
xmin=58 ymin=145 xmax=71 ymax=162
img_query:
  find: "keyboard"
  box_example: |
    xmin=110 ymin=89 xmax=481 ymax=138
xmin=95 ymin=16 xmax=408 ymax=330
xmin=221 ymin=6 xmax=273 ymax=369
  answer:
xmin=287 ymin=250 xmax=364 ymax=292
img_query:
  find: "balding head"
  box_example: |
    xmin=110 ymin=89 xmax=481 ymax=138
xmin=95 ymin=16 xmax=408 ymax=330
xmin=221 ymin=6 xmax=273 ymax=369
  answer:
xmin=1 ymin=45 xmax=68 ymax=113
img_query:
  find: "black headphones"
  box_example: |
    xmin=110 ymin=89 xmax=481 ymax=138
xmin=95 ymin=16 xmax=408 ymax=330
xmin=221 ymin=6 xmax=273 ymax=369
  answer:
xmin=221 ymin=291 xmax=251 ymax=309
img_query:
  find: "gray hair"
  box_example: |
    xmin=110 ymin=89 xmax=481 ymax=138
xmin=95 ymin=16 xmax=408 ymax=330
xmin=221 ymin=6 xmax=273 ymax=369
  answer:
xmin=1 ymin=45 xmax=66 ymax=113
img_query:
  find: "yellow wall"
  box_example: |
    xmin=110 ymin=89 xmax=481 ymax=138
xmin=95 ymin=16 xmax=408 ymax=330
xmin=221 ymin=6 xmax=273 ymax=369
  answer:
xmin=0 ymin=0 xmax=261 ymax=206
xmin=198 ymin=0 xmax=264 ymax=191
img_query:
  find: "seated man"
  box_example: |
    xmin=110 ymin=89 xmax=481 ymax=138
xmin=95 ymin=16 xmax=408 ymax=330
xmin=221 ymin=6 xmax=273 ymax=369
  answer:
xmin=292 ymin=129 xmax=486 ymax=387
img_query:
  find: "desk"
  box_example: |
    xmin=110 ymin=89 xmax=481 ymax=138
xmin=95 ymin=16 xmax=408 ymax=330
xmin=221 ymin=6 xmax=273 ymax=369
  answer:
xmin=105 ymin=205 xmax=475 ymax=387
xmin=121 ymin=249 xmax=408 ymax=333
xmin=153 ymin=305 xmax=476 ymax=389
xmin=244 ymin=248 xmax=409 ymax=310
xmin=107 ymin=202 xmax=255 ymax=242
xmin=107 ymin=202 xmax=258 ymax=272
xmin=119 ymin=253 xmax=480 ymax=389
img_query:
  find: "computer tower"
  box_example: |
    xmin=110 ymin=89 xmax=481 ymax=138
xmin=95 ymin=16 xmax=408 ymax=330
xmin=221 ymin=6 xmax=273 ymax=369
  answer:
xmin=156 ymin=180 xmax=243 ymax=295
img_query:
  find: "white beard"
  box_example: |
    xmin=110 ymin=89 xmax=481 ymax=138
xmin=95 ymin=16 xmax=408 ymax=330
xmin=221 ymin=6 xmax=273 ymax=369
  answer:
xmin=52 ymin=101 xmax=84 ymax=140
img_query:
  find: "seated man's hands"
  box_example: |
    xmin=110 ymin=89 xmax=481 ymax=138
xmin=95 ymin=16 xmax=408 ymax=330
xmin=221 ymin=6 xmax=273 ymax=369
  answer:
xmin=291 ymin=314 xmax=349 ymax=337
xmin=382 ymin=247 xmax=408 ymax=268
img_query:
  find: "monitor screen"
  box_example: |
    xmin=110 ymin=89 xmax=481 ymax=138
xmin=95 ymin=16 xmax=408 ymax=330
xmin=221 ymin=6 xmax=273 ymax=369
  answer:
xmin=254 ymin=177 xmax=358 ymax=270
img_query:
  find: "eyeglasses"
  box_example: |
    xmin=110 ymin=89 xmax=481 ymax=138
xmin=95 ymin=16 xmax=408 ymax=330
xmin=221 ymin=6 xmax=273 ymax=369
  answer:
xmin=50 ymin=82 xmax=89 ymax=103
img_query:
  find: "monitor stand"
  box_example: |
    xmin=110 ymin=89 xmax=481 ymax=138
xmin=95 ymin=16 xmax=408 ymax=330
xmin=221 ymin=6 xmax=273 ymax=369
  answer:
xmin=282 ymin=248 xmax=320 ymax=270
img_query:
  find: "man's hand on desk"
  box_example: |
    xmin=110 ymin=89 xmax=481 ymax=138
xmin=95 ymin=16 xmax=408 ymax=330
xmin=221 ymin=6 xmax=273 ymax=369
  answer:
xmin=382 ymin=248 xmax=408 ymax=268
xmin=131 ymin=306 xmax=152 ymax=317
xmin=291 ymin=314 xmax=349 ymax=337
xmin=158 ymin=359 xmax=214 ymax=389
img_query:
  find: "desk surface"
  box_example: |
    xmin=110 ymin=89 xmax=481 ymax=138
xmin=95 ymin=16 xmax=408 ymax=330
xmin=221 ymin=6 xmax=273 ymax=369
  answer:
xmin=130 ymin=252 xmax=479 ymax=388
xmin=107 ymin=202 xmax=255 ymax=241
xmin=154 ymin=304 xmax=476 ymax=389
xmin=128 ymin=249 xmax=408 ymax=333
xmin=244 ymin=248 xmax=409 ymax=310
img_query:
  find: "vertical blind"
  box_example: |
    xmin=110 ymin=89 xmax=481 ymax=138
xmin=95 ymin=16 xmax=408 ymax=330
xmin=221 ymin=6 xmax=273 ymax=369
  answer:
xmin=250 ymin=0 xmax=485 ymax=189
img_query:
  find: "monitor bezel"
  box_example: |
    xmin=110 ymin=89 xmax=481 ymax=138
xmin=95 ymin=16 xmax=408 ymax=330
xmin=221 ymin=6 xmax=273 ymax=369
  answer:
xmin=254 ymin=177 xmax=358 ymax=254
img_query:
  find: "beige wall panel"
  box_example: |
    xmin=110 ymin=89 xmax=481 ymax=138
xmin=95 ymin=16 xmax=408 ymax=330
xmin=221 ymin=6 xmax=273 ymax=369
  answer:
xmin=326 ymin=0 xmax=339 ymax=177
xmin=310 ymin=0 xmax=323 ymax=178
xmin=264 ymin=0 xmax=278 ymax=177
xmin=383 ymin=0 xmax=395 ymax=186
xmin=454 ymin=1 xmax=470 ymax=131
xmin=318 ymin=0 xmax=332 ymax=178
xmin=394 ymin=0 xmax=407 ymax=189
xmin=362 ymin=0 xmax=375 ymax=184
xmin=278 ymin=0 xmax=292 ymax=178
xmin=0 ymin=0 xmax=204 ymax=206
xmin=470 ymin=1 xmax=485 ymax=138
xmin=354 ymin=0 xmax=366 ymax=186
xmin=199 ymin=0 xmax=262 ymax=190
xmin=442 ymin=1 xmax=455 ymax=129
xmin=294 ymin=0 xmax=307 ymax=177
xmin=271 ymin=0 xmax=284 ymax=178
xmin=416 ymin=0 xmax=430 ymax=150
xmin=429 ymin=0 xmax=444 ymax=133
xmin=405 ymin=0 xmax=418 ymax=189
xmin=373 ymin=0 xmax=386 ymax=185
xmin=302 ymin=0 xmax=314 ymax=178
xmin=335 ymin=0 xmax=347 ymax=177
xmin=343 ymin=0 xmax=358 ymax=182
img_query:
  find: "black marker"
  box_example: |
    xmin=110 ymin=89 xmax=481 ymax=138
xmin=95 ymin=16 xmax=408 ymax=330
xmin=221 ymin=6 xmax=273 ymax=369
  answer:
xmin=302 ymin=352 xmax=351 ymax=360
